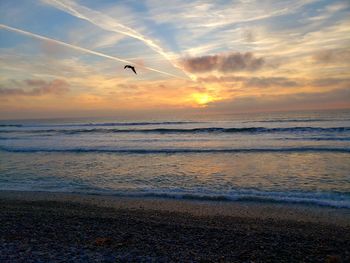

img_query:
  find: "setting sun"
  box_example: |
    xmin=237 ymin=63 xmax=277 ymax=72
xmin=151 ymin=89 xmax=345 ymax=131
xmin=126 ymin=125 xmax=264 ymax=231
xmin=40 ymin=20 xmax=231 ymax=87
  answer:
xmin=192 ymin=93 xmax=214 ymax=106
xmin=0 ymin=1 xmax=350 ymax=261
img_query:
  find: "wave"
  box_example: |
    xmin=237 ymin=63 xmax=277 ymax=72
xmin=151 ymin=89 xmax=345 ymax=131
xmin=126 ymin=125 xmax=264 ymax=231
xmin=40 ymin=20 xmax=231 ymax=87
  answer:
xmin=1 ymin=126 xmax=349 ymax=134
xmin=1 ymin=187 xmax=348 ymax=208
xmin=129 ymin=191 xmax=350 ymax=209
xmin=70 ymin=121 xmax=199 ymax=127
xmin=0 ymin=121 xmax=198 ymax=128
xmin=0 ymin=124 xmax=23 ymax=127
xmin=1 ymin=146 xmax=349 ymax=154
xmin=246 ymin=118 xmax=350 ymax=123
xmin=285 ymin=137 xmax=350 ymax=141
xmin=0 ymin=136 xmax=25 ymax=140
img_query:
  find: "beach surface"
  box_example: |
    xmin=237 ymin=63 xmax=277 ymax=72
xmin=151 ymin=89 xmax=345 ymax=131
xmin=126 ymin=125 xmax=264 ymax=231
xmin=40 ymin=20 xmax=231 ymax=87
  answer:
xmin=1 ymin=191 xmax=350 ymax=262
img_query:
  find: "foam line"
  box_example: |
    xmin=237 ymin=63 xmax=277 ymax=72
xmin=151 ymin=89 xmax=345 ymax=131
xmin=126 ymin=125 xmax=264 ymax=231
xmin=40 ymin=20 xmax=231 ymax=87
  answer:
xmin=0 ymin=146 xmax=349 ymax=154
xmin=1 ymin=126 xmax=349 ymax=134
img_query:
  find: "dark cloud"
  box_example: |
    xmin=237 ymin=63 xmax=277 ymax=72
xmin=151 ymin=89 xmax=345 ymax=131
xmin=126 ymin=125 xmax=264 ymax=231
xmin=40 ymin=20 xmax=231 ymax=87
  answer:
xmin=0 ymin=79 xmax=70 ymax=96
xmin=311 ymin=78 xmax=350 ymax=88
xmin=41 ymin=40 xmax=68 ymax=58
xmin=200 ymin=75 xmax=350 ymax=90
xmin=207 ymin=87 xmax=350 ymax=113
xmin=188 ymin=86 xmax=207 ymax=92
xmin=199 ymin=75 xmax=301 ymax=88
xmin=245 ymin=77 xmax=300 ymax=88
xmin=118 ymin=84 xmax=140 ymax=90
xmin=242 ymin=30 xmax=255 ymax=42
xmin=25 ymin=79 xmax=47 ymax=86
xmin=313 ymin=49 xmax=350 ymax=64
xmin=198 ymin=76 xmax=245 ymax=83
xmin=181 ymin=52 xmax=265 ymax=73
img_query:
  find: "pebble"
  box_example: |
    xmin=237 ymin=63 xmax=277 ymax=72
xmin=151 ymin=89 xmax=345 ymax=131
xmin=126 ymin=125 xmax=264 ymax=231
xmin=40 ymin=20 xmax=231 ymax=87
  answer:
xmin=0 ymin=199 xmax=349 ymax=262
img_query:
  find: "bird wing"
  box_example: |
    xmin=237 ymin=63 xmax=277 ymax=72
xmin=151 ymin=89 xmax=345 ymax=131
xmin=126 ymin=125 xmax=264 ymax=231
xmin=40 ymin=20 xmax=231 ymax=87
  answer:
xmin=123 ymin=65 xmax=137 ymax=74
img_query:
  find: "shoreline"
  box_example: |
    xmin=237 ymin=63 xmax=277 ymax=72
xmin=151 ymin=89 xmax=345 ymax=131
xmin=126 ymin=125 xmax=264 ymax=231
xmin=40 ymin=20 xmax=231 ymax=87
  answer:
xmin=1 ymin=190 xmax=350 ymax=226
xmin=1 ymin=190 xmax=350 ymax=262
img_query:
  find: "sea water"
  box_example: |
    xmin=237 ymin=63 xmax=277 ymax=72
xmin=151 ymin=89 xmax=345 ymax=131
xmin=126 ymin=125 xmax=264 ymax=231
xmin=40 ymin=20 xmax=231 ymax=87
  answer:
xmin=1 ymin=110 xmax=349 ymax=208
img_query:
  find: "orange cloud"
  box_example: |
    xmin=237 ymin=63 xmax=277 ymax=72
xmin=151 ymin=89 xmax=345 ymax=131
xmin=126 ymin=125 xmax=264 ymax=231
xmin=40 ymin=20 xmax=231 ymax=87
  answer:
xmin=0 ymin=79 xmax=70 ymax=96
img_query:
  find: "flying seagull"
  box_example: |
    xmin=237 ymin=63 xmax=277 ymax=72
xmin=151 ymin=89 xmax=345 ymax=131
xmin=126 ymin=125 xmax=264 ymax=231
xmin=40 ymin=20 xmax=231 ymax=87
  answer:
xmin=124 ymin=65 xmax=137 ymax=74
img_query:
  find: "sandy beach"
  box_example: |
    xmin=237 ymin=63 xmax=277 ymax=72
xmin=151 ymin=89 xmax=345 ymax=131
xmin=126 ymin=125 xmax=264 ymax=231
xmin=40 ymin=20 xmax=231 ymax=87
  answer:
xmin=1 ymin=191 xmax=349 ymax=262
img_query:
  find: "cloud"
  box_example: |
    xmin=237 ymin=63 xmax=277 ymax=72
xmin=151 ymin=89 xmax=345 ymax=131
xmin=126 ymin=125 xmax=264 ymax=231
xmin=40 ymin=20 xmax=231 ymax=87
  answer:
xmin=311 ymin=78 xmax=350 ymax=88
xmin=242 ymin=29 xmax=256 ymax=43
xmin=181 ymin=52 xmax=265 ymax=73
xmin=199 ymin=75 xmax=301 ymax=88
xmin=0 ymin=79 xmax=70 ymax=96
xmin=41 ymin=0 xmax=193 ymax=79
xmin=146 ymin=0 xmax=317 ymax=29
xmin=41 ymin=39 xmax=67 ymax=57
xmin=206 ymin=87 xmax=350 ymax=113
xmin=25 ymin=79 xmax=47 ymax=86
xmin=244 ymin=77 xmax=300 ymax=88
xmin=199 ymin=75 xmax=350 ymax=91
xmin=0 ymin=23 xmax=183 ymax=79
xmin=313 ymin=49 xmax=350 ymax=64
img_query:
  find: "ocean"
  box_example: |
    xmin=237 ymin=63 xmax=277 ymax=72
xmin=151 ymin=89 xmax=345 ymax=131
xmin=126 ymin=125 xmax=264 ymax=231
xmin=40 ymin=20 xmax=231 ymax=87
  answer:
xmin=0 ymin=110 xmax=349 ymax=208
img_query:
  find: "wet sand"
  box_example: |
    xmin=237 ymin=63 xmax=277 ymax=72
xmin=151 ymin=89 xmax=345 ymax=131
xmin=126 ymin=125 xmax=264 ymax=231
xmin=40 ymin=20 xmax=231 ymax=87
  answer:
xmin=0 ymin=190 xmax=349 ymax=262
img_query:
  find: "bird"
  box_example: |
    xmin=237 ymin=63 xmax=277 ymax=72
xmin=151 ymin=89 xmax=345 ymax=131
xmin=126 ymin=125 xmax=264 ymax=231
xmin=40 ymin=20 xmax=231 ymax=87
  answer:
xmin=124 ymin=65 xmax=137 ymax=74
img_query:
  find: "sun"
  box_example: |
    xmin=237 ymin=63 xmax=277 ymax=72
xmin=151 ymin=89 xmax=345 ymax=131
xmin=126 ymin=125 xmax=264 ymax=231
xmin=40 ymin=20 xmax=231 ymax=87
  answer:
xmin=192 ymin=93 xmax=214 ymax=106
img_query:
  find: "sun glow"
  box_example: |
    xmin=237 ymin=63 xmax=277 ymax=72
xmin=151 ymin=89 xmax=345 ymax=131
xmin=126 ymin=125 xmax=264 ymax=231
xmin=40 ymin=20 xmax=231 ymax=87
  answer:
xmin=192 ymin=93 xmax=214 ymax=106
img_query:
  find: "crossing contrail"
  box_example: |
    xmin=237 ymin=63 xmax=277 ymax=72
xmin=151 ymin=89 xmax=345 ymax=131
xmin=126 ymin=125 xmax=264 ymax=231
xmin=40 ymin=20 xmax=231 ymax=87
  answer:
xmin=0 ymin=23 xmax=187 ymax=80
xmin=42 ymin=0 xmax=195 ymax=80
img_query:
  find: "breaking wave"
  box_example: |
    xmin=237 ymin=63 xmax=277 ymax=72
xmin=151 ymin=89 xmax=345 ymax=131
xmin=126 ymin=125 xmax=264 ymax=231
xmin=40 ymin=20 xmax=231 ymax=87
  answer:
xmin=1 ymin=146 xmax=349 ymax=154
xmin=0 ymin=121 xmax=198 ymax=128
xmin=1 ymin=126 xmax=349 ymax=134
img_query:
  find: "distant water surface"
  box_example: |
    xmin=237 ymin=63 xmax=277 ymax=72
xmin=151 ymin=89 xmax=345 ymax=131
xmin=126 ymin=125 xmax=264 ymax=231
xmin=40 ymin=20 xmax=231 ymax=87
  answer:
xmin=1 ymin=110 xmax=349 ymax=208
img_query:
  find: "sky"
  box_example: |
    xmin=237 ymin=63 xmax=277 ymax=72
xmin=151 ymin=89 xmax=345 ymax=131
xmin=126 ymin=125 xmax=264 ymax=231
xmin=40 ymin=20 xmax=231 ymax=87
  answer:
xmin=0 ymin=0 xmax=349 ymax=120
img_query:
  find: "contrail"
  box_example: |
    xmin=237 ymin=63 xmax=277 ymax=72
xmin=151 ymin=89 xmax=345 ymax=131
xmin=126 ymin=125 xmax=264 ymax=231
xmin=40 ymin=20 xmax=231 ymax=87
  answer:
xmin=0 ymin=24 xmax=183 ymax=79
xmin=42 ymin=0 xmax=195 ymax=80
xmin=0 ymin=24 xmax=187 ymax=79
